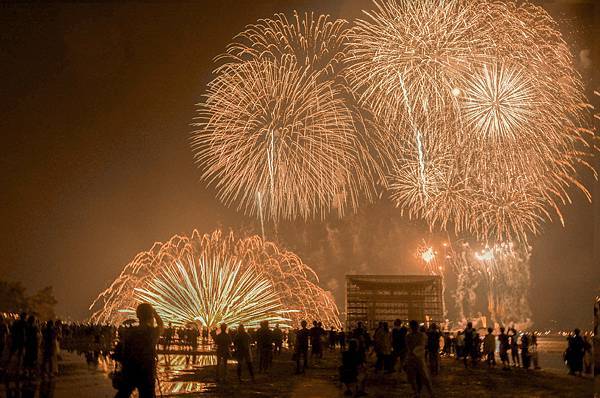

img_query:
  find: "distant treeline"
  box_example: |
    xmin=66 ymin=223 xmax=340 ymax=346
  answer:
xmin=0 ymin=280 xmax=57 ymax=320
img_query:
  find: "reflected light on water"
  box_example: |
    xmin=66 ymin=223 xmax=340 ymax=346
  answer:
xmin=99 ymin=353 xmax=226 ymax=394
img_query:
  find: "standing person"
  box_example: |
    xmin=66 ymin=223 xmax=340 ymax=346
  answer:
xmin=211 ymin=323 xmax=232 ymax=382
xmin=233 ymin=324 xmax=255 ymax=382
xmin=23 ymin=315 xmax=40 ymax=378
xmin=339 ymin=339 xmax=366 ymax=396
xmin=0 ymin=315 xmax=8 ymax=363
xmin=498 ymin=327 xmax=510 ymax=370
xmin=565 ymin=328 xmax=584 ymax=376
xmin=374 ymin=322 xmax=392 ymax=373
xmin=521 ymin=333 xmax=531 ymax=369
xmin=272 ymin=324 xmax=283 ymax=357
xmin=41 ymin=320 xmax=58 ymax=378
xmin=295 ymin=320 xmax=310 ymax=374
xmin=509 ymin=329 xmax=520 ymax=367
xmin=256 ymin=321 xmax=273 ymax=373
xmin=426 ymin=323 xmax=441 ymax=376
xmin=309 ymin=321 xmax=324 ymax=361
xmin=113 ymin=303 xmax=164 ymax=398
xmin=8 ymin=312 xmax=27 ymax=373
xmin=338 ymin=328 xmax=346 ymax=351
xmin=392 ymin=319 xmax=407 ymax=372
xmin=163 ymin=323 xmax=174 ymax=352
xmin=483 ymin=328 xmax=496 ymax=368
xmin=328 ymin=327 xmax=337 ymax=352
xmin=530 ymin=334 xmax=541 ymax=370
xmin=455 ymin=331 xmax=464 ymax=360
xmin=405 ymin=320 xmax=434 ymax=398
xmin=463 ymin=322 xmax=477 ymax=368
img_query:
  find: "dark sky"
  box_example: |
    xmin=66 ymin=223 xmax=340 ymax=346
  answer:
xmin=1 ymin=1 xmax=598 ymax=328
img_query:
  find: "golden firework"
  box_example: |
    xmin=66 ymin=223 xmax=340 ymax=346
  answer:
xmin=89 ymin=230 xmax=341 ymax=329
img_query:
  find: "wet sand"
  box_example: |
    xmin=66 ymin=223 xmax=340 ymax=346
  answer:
xmin=1 ymin=347 xmax=593 ymax=397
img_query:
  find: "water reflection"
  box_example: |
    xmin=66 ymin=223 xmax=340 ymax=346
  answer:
xmin=98 ymin=353 xmax=223 ymax=394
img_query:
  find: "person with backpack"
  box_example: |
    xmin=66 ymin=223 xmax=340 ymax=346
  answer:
xmin=113 ymin=303 xmax=164 ymax=398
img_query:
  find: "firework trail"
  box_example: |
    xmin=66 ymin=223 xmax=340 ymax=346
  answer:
xmin=347 ymin=0 xmax=596 ymax=243
xmin=89 ymin=230 xmax=341 ymax=329
xmin=193 ymin=12 xmax=387 ymax=223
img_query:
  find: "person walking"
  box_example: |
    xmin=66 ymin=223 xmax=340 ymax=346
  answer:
xmin=405 ymin=320 xmax=434 ymax=398
xmin=233 ymin=324 xmax=254 ymax=382
xmin=113 ymin=303 xmax=164 ymax=398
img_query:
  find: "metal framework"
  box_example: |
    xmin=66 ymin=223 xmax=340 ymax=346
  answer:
xmin=345 ymin=275 xmax=443 ymax=330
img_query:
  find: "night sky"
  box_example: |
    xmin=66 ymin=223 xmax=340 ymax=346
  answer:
xmin=1 ymin=1 xmax=598 ymax=328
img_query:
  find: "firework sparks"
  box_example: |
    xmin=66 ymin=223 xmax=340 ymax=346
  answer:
xmin=347 ymin=0 xmax=596 ymax=243
xmin=193 ymin=12 xmax=385 ymax=222
xmin=89 ymin=230 xmax=341 ymax=329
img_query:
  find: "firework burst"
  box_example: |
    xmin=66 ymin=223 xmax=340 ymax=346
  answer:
xmin=90 ymin=230 xmax=341 ymax=329
xmin=347 ymin=0 xmax=595 ymax=243
xmin=193 ymin=12 xmax=385 ymax=222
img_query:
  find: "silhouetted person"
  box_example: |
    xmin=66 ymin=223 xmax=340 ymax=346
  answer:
xmin=0 ymin=315 xmax=8 ymax=361
xmin=328 ymin=327 xmax=337 ymax=351
xmin=295 ymin=320 xmax=309 ymax=374
xmin=8 ymin=312 xmax=27 ymax=372
xmin=374 ymin=322 xmax=392 ymax=373
xmin=509 ymin=328 xmax=520 ymax=367
xmin=41 ymin=320 xmax=58 ymax=378
xmin=338 ymin=328 xmax=346 ymax=351
xmin=256 ymin=320 xmax=273 ymax=373
xmin=482 ymin=327 xmax=496 ymax=368
xmin=310 ymin=321 xmax=324 ymax=360
xmin=340 ymin=339 xmax=365 ymax=396
xmin=531 ymin=334 xmax=541 ymax=370
xmin=272 ymin=324 xmax=283 ymax=356
xmin=426 ymin=323 xmax=441 ymax=376
xmin=498 ymin=327 xmax=510 ymax=370
xmin=211 ymin=323 xmax=232 ymax=382
xmin=566 ymin=328 xmax=584 ymax=375
xmin=463 ymin=322 xmax=477 ymax=368
xmin=392 ymin=319 xmax=407 ymax=372
xmin=233 ymin=324 xmax=254 ymax=382
xmin=521 ymin=333 xmax=531 ymax=369
xmin=114 ymin=303 xmax=164 ymax=398
xmin=405 ymin=320 xmax=434 ymax=398
xmin=23 ymin=315 xmax=39 ymax=377
xmin=163 ymin=322 xmax=174 ymax=351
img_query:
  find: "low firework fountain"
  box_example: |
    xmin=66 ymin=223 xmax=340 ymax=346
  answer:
xmin=446 ymin=241 xmax=532 ymax=328
xmin=90 ymin=230 xmax=341 ymax=329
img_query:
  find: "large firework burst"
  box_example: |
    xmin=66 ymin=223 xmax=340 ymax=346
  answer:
xmin=193 ymin=12 xmax=385 ymax=222
xmin=347 ymin=0 xmax=595 ymax=243
xmin=89 ymin=230 xmax=341 ymax=329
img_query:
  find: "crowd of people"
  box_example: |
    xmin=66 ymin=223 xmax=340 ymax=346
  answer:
xmin=0 ymin=307 xmax=594 ymax=398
